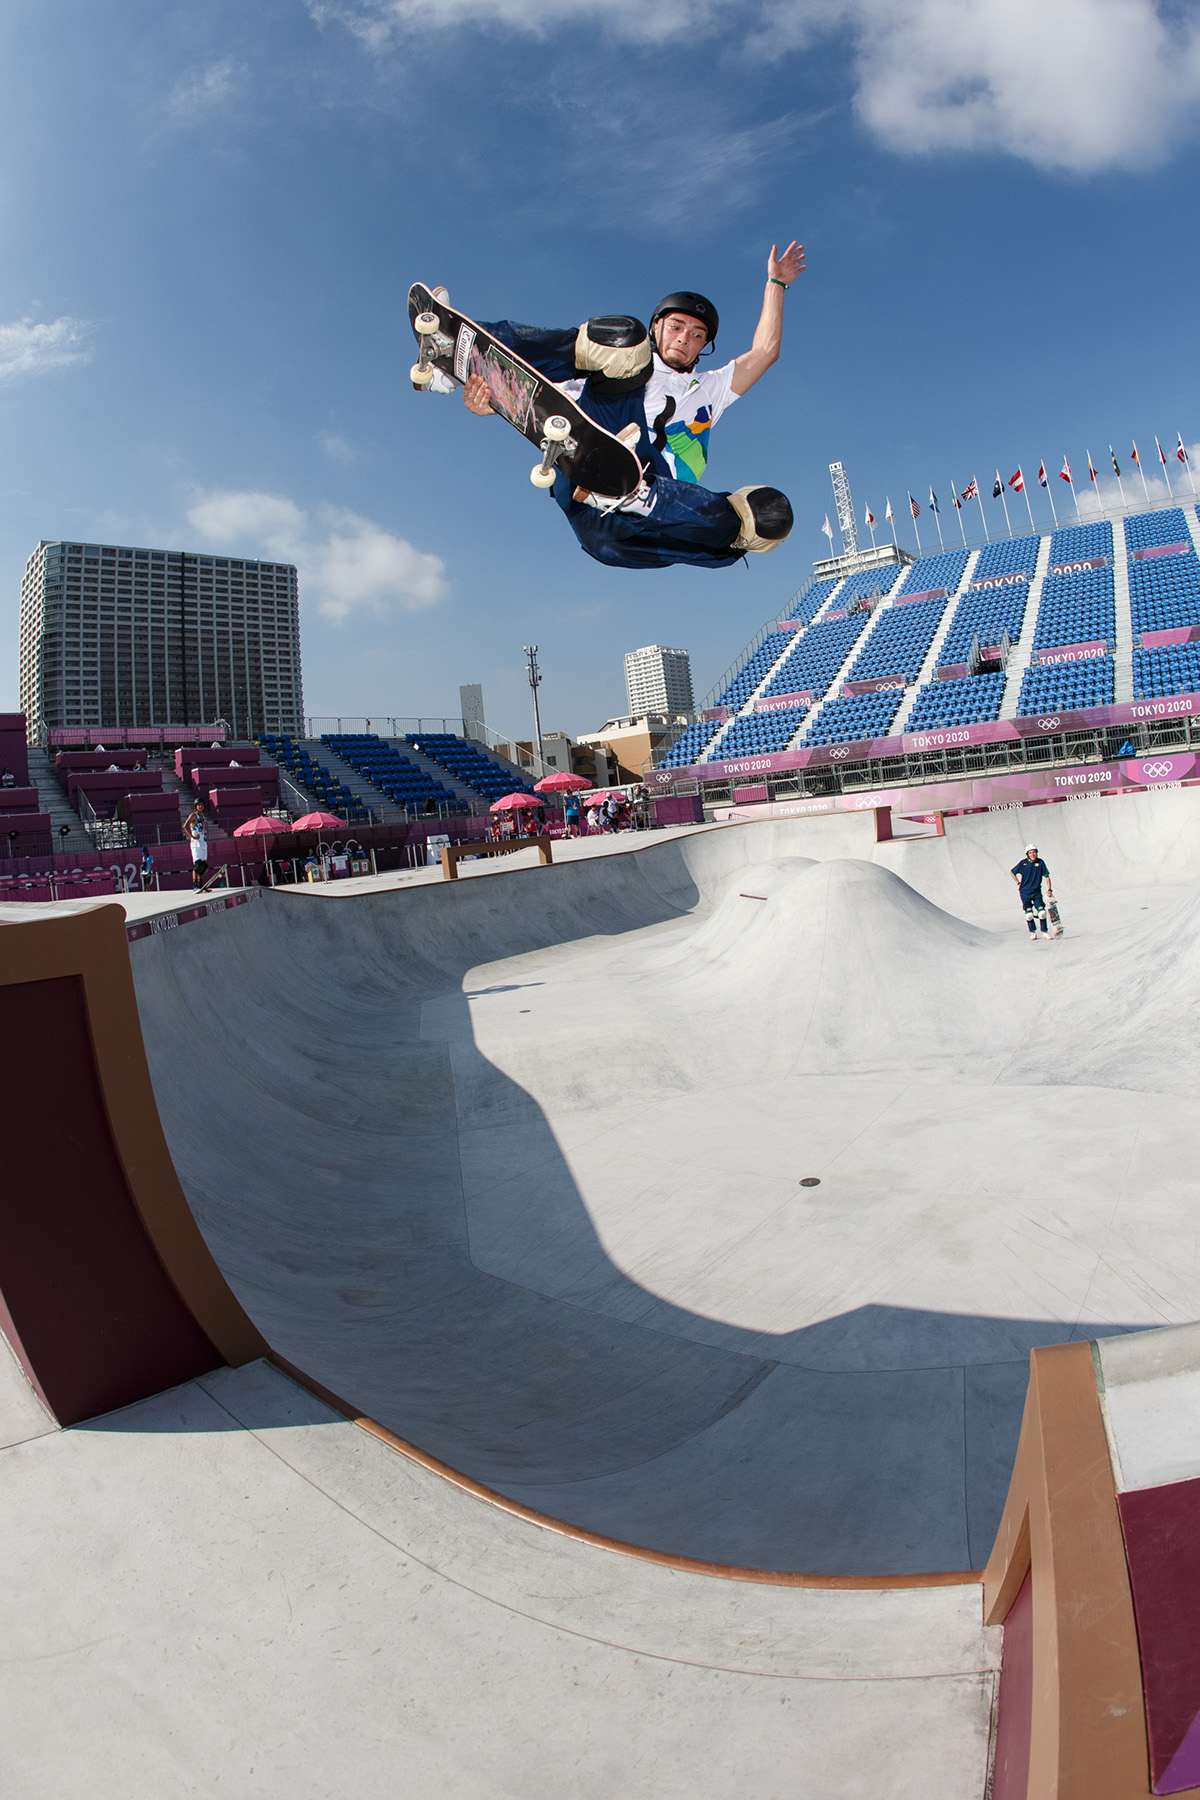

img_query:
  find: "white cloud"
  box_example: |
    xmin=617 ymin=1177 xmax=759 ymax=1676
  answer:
xmin=186 ymin=489 xmax=448 ymax=622
xmin=163 ymin=57 xmax=246 ymax=122
xmin=0 ymin=316 xmax=92 ymax=383
xmin=316 ymin=429 xmax=360 ymax=464
xmin=318 ymin=0 xmax=1200 ymax=173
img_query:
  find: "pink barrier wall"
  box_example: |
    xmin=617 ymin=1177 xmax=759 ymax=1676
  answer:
xmin=649 ymin=689 xmax=1200 ymax=787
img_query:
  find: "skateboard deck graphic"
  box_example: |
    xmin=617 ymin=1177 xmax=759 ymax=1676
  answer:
xmin=1047 ymin=898 xmax=1064 ymax=935
xmin=407 ymin=283 xmax=642 ymax=497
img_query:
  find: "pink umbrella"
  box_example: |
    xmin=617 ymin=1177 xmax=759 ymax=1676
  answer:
xmin=489 ymin=792 xmax=544 ymax=811
xmin=232 ymin=815 xmax=288 ymax=836
xmin=533 ymin=771 xmax=590 ymax=793
xmin=583 ymin=790 xmax=627 ymax=804
xmin=291 ymin=810 xmax=345 ymax=829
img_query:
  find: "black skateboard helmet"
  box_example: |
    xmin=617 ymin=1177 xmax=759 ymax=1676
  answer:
xmin=650 ymin=291 xmax=719 ymax=349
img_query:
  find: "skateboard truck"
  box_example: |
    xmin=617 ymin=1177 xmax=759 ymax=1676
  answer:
xmin=531 ymin=416 xmax=571 ymax=488
xmin=410 ymin=311 xmax=441 ymax=388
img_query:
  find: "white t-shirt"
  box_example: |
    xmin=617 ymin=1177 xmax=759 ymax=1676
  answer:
xmin=189 ymin=824 xmax=207 ymax=863
xmin=560 ymin=353 xmax=739 ymax=484
xmin=640 ymin=354 xmax=739 ymax=482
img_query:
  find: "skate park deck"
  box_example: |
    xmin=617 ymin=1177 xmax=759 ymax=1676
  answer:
xmin=5 ymin=789 xmax=1200 ymax=1796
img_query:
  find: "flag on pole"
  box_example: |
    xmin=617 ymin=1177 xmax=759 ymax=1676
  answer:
xmin=908 ymin=493 xmax=920 ymax=519
xmin=885 ymin=498 xmax=894 ymax=521
xmin=1110 ymin=448 xmax=1121 ymax=475
xmin=1130 ymin=444 xmax=1141 ymax=467
xmin=1087 ymin=451 xmax=1098 ymax=483
xmin=928 ymin=488 xmax=940 ymax=512
xmin=821 ymin=514 xmax=834 ymax=543
xmin=864 ymin=504 xmax=875 ymax=527
xmin=1158 ymin=437 xmax=1169 ymax=467
xmin=961 ymin=478 xmax=979 ymax=501
xmin=1179 ymin=433 xmax=1190 ymax=464
xmin=1038 ymin=463 xmax=1049 ymax=487
xmin=952 ymin=487 xmax=963 ymax=510
xmin=992 ymin=476 xmax=1003 ymax=498
xmin=1009 ymin=468 xmax=1025 ymax=491
xmin=1060 ymin=457 xmax=1072 ymax=483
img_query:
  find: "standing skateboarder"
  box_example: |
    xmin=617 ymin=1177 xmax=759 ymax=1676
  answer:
xmin=450 ymin=242 xmax=805 ymax=571
xmin=1011 ymin=844 xmax=1057 ymax=941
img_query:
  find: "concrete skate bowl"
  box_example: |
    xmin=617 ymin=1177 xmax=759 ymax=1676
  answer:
xmin=130 ymin=793 xmax=1200 ymax=1577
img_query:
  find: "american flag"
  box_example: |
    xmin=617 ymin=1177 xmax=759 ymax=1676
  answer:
xmin=909 ymin=492 xmax=920 ymax=519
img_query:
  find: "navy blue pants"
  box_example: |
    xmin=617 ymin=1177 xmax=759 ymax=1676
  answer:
xmin=481 ymin=320 xmax=743 ymax=573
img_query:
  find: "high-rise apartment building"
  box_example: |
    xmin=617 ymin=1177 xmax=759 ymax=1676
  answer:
xmin=623 ymin=644 xmax=693 ymax=718
xmin=19 ymin=539 xmax=304 ymax=740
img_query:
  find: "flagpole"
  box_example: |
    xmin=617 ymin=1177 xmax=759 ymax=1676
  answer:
xmin=886 ymin=500 xmax=898 ymax=549
xmin=951 ymin=486 xmax=968 ymax=549
xmin=1132 ymin=443 xmax=1151 ymax=504
xmin=1110 ymin=448 xmax=1129 ymax=511
xmin=1019 ymin=476 xmax=1036 ymax=534
xmin=1157 ymin=437 xmax=1175 ymax=501
xmin=1041 ymin=465 xmax=1059 ymax=530
xmin=930 ymin=493 xmax=945 ymax=551
xmin=974 ymin=477 xmax=990 ymax=543
xmin=1180 ymin=433 xmax=1198 ymax=498
xmin=1065 ymin=458 xmax=1081 ymax=520
xmin=911 ymin=506 xmax=924 ymax=556
xmin=995 ymin=470 xmax=1014 ymax=537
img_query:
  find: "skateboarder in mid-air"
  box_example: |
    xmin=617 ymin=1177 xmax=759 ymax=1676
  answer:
xmin=431 ymin=242 xmax=804 ymax=572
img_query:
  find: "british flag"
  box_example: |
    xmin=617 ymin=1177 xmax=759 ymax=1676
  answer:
xmin=960 ymin=478 xmax=979 ymax=502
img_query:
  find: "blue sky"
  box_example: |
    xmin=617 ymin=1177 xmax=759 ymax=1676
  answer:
xmin=2 ymin=0 xmax=1199 ymax=739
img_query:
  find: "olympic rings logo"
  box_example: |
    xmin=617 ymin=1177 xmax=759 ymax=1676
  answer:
xmin=1037 ymin=717 xmax=1061 ymax=730
xmin=829 ymin=748 xmax=850 ymax=759
xmin=1141 ymin=761 xmax=1178 ymax=778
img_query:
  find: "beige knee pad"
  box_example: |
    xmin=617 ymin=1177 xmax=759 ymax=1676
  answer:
xmin=729 ymin=486 xmax=793 ymax=554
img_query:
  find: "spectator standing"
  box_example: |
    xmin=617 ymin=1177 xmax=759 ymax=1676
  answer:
xmin=1011 ymin=843 xmax=1055 ymax=942
xmin=140 ymin=847 xmax=155 ymax=891
xmin=564 ymin=797 xmax=580 ymax=838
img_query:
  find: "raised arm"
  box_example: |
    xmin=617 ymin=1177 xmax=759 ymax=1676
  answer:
xmin=731 ymin=241 xmax=805 ymax=397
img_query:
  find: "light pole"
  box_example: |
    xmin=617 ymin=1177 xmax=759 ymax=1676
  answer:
xmin=523 ymin=644 xmax=544 ymax=775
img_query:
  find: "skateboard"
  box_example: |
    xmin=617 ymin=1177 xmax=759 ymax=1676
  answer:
xmin=408 ymin=283 xmax=643 ymax=496
xmin=1047 ymin=898 xmax=1064 ymax=936
xmin=193 ymin=864 xmax=229 ymax=896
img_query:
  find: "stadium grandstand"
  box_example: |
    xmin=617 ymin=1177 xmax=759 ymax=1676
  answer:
xmin=657 ymin=499 xmax=1200 ymax=789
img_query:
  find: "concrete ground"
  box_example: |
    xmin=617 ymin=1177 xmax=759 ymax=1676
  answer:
xmin=6 ymin=787 xmax=1200 ymax=1795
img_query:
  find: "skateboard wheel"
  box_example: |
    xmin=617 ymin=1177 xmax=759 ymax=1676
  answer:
xmin=543 ymin=415 xmax=571 ymax=443
xmin=414 ymin=312 xmax=439 ymax=335
xmin=431 ymin=288 xmax=449 ymax=303
xmin=410 ymin=362 xmax=435 ymax=386
xmin=530 ymin=465 xmax=557 ymax=488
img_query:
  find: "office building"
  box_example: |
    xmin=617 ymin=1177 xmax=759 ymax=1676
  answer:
xmin=623 ymin=644 xmax=693 ymax=718
xmin=19 ymin=539 xmax=303 ymax=740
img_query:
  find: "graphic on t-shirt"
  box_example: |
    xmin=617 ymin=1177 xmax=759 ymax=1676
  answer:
xmin=664 ymin=405 xmax=714 ymax=483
